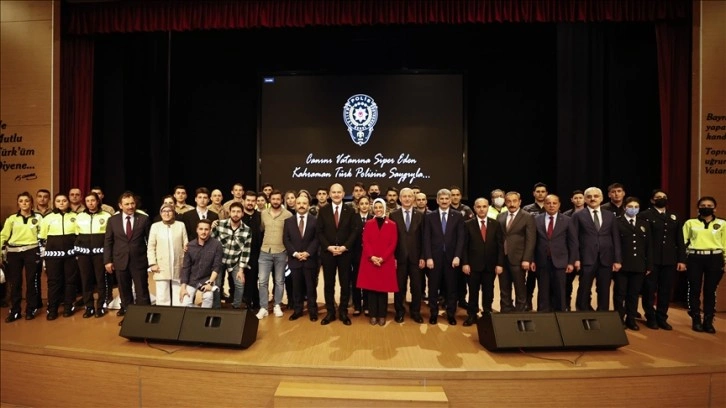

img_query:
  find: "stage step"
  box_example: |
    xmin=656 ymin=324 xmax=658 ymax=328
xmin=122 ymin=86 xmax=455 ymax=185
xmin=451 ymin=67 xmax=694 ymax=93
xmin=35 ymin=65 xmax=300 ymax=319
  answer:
xmin=274 ymin=381 xmax=449 ymax=407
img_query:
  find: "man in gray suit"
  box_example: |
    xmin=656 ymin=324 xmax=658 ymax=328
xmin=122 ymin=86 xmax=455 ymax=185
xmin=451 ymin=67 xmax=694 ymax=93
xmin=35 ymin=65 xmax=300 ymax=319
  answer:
xmin=531 ymin=195 xmax=578 ymax=312
xmin=497 ymin=192 xmax=536 ymax=312
xmin=572 ymin=187 xmax=622 ymax=311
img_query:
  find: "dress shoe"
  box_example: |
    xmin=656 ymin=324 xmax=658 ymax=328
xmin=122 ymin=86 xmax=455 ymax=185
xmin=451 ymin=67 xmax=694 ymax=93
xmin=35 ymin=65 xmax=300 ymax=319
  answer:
xmin=95 ymin=308 xmax=107 ymax=318
xmin=116 ymin=309 xmax=127 ymax=317
xmin=378 ymin=317 xmax=386 ymax=326
xmin=447 ymin=316 xmax=457 ymax=326
xmin=5 ymin=312 xmax=21 ymax=323
xmin=645 ymin=320 xmax=659 ymax=330
xmin=703 ymin=314 xmax=716 ymax=334
xmin=463 ymin=316 xmax=477 ymax=327
xmin=370 ymin=317 xmax=377 ymax=325
xmin=320 ymin=313 xmax=336 ymax=325
xmin=25 ymin=308 xmax=38 ymax=320
xmin=657 ymin=320 xmax=672 ymax=330
xmin=63 ymin=307 xmax=75 ymax=318
xmin=309 ymin=314 xmax=318 ymax=322
xmin=289 ymin=312 xmax=303 ymax=321
xmin=411 ymin=314 xmax=424 ymax=324
xmin=118 ymin=318 xmax=124 ymax=326
xmin=83 ymin=308 xmax=95 ymax=319
xmin=691 ymin=314 xmax=704 ymax=332
xmin=47 ymin=310 xmax=58 ymax=321
xmin=429 ymin=316 xmax=437 ymax=325
xmin=352 ymin=309 xmax=361 ymax=316
xmin=394 ymin=313 xmax=404 ymax=323
xmin=625 ymin=319 xmax=640 ymax=331
xmin=340 ymin=314 xmax=352 ymax=326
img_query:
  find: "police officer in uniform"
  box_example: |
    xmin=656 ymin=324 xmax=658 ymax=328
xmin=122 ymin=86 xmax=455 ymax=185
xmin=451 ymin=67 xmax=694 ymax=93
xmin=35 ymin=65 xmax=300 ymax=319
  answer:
xmin=682 ymin=196 xmax=726 ymax=333
xmin=75 ymin=192 xmax=112 ymax=318
xmin=638 ymin=189 xmax=686 ymax=330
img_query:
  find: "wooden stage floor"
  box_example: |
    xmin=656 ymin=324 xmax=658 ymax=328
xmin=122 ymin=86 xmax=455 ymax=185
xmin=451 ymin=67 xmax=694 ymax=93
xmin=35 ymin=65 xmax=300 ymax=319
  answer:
xmin=1 ymin=277 xmax=725 ymax=407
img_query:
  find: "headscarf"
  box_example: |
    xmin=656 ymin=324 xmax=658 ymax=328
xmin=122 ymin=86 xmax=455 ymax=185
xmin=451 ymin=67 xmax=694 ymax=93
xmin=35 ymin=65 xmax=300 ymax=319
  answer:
xmin=159 ymin=203 xmax=176 ymax=224
xmin=372 ymin=198 xmax=387 ymax=218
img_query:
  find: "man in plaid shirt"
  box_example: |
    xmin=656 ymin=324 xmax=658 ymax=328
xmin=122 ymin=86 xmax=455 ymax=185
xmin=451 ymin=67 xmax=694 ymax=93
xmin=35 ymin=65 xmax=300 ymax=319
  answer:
xmin=212 ymin=202 xmax=252 ymax=309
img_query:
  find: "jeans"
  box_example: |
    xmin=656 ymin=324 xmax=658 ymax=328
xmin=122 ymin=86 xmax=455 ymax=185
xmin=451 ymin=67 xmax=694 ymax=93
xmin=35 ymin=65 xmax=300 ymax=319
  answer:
xmin=258 ymin=251 xmax=287 ymax=309
xmin=232 ymin=268 xmax=246 ymax=308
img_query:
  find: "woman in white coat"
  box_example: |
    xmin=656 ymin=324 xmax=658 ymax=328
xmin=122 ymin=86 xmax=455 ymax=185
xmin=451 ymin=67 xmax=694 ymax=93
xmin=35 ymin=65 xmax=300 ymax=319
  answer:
xmin=147 ymin=204 xmax=188 ymax=306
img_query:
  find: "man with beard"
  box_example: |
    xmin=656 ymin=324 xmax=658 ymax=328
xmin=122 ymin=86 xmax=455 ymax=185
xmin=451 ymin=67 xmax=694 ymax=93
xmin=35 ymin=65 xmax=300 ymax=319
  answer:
xmin=180 ymin=219 xmax=223 ymax=308
xmin=241 ymin=191 xmax=262 ymax=311
xmin=212 ymin=202 xmax=252 ymax=309
xmin=384 ymin=187 xmax=401 ymax=217
xmin=255 ymin=190 xmax=292 ymax=319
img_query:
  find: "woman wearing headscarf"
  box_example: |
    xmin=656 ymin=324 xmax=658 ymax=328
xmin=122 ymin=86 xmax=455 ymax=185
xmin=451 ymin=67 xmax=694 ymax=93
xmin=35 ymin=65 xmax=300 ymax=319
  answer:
xmin=147 ymin=204 xmax=188 ymax=306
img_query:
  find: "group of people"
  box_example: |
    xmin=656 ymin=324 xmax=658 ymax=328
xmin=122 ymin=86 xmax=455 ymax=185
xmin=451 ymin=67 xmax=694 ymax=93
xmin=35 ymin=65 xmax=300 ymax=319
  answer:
xmin=1 ymin=181 xmax=723 ymax=334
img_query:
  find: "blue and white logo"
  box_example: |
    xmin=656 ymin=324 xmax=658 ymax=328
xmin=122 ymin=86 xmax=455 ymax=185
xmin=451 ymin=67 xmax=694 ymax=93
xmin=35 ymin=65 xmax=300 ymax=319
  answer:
xmin=343 ymin=94 xmax=378 ymax=146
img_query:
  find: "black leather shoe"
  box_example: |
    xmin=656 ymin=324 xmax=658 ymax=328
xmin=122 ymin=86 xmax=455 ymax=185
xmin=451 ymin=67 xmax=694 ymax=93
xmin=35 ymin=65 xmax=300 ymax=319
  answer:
xmin=83 ymin=308 xmax=95 ymax=318
xmin=447 ymin=316 xmax=457 ymax=326
xmin=5 ymin=312 xmax=21 ymax=323
xmin=96 ymin=308 xmax=107 ymax=318
xmin=411 ymin=314 xmax=424 ymax=324
xmin=309 ymin=314 xmax=318 ymax=322
xmin=340 ymin=314 xmax=352 ymax=326
xmin=429 ymin=316 xmax=437 ymax=325
xmin=378 ymin=317 xmax=385 ymax=326
xmin=118 ymin=318 xmax=124 ymax=326
xmin=63 ymin=307 xmax=75 ymax=318
xmin=25 ymin=309 xmax=38 ymax=320
xmin=395 ymin=313 xmax=404 ymax=323
xmin=625 ymin=320 xmax=640 ymax=331
xmin=47 ymin=310 xmax=58 ymax=321
xmin=657 ymin=320 xmax=673 ymax=330
xmin=463 ymin=316 xmax=477 ymax=327
xmin=116 ymin=309 xmax=127 ymax=317
xmin=645 ymin=320 xmax=659 ymax=330
xmin=321 ymin=313 xmax=336 ymax=325
xmin=289 ymin=312 xmax=303 ymax=321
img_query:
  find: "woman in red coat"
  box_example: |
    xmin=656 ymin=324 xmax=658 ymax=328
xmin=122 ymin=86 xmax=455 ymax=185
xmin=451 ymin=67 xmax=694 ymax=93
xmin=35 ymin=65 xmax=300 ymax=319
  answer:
xmin=357 ymin=198 xmax=398 ymax=326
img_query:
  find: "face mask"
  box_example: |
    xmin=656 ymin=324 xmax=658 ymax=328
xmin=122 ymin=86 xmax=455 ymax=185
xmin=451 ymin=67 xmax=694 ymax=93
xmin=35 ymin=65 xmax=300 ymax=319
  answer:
xmin=698 ymin=207 xmax=714 ymax=217
xmin=369 ymin=192 xmax=380 ymax=200
xmin=493 ymin=197 xmax=505 ymax=207
xmin=653 ymin=198 xmax=667 ymax=208
xmin=625 ymin=207 xmax=639 ymax=217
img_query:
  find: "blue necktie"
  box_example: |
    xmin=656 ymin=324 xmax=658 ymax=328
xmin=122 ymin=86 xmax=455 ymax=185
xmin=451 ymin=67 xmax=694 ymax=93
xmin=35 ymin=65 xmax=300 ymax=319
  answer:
xmin=441 ymin=212 xmax=447 ymax=234
xmin=405 ymin=210 xmax=411 ymax=232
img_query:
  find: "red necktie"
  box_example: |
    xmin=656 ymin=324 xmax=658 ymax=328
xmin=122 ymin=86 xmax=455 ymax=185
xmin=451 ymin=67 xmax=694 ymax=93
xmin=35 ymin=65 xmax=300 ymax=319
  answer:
xmin=334 ymin=205 xmax=339 ymax=227
xmin=547 ymin=215 xmax=554 ymax=238
xmin=299 ymin=215 xmax=305 ymax=236
xmin=125 ymin=216 xmax=133 ymax=239
xmin=480 ymin=219 xmax=487 ymax=242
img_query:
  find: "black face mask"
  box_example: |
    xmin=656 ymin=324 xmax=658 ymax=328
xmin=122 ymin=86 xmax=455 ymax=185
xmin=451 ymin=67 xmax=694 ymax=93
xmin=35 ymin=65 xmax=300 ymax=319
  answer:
xmin=369 ymin=192 xmax=380 ymax=200
xmin=653 ymin=198 xmax=668 ymax=208
xmin=698 ymin=207 xmax=714 ymax=217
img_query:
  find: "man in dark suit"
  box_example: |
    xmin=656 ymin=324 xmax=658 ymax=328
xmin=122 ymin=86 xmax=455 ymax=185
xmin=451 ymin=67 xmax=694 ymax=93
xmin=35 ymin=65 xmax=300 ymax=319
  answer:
xmin=389 ymin=188 xmax=425 ymax=324
xmin=497 ymin=192 xmax=536 ymax=312
xmin=423 ymin=188 xmax=465 ymax=325
xmin=572 ymin=187 xmax=622 ymax=311
xmin=461 ymin=198 xmax=504 ymax=326
xmin=283 ymin=194 xmax=319 ymax=322
xmin=531 ymin=195 xmax=578 ymax=312
xmin=316 ymin=183 xmax=360 ymax=325
xmin=104 ymin=191 xmax=151 ymax=324
xmin=181 ymin=187 xmax=220 ymax=240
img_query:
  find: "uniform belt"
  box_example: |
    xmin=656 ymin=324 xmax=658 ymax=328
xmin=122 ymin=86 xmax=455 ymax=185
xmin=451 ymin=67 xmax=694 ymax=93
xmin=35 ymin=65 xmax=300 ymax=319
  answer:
xmin=6 ymin=244 xmax=39 ymax=253
xmin=687 ymin=249 xmax=723 ymax=255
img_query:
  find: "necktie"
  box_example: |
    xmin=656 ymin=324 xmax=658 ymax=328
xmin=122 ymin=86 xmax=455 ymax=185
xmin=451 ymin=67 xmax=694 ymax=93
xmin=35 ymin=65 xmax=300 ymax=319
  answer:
xmin=480 ymin=219 xmax=487 ymax=241
xmin=405 ymin=210 xmax=411 ymax=232
xmin=593 ymin=210 xmax=601 ymax=231
xmin=547 ymin=215 xmax=554 ymax=238
xmin=629 ymin=218 xmax=635 ymax=227
xmin=507 ymin=212 xmax=515 ymax=230
xmin=125 ymin=216 xmax=132 ymax=239
xmin=299 ymin=215 xmax=305 ymax=236
xmin=441 ymin=212 xmax=447 ymax=233
xmin=200 ymin=213 xmax=205 ymax=220
xmin=334 ymin=205 xmax=339 ymax=227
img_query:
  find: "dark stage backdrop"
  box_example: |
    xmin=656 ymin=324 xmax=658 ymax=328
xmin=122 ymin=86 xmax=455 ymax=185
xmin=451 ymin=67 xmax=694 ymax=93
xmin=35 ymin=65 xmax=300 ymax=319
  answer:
xmin=91 ymin=23 xmax=660 ymax=211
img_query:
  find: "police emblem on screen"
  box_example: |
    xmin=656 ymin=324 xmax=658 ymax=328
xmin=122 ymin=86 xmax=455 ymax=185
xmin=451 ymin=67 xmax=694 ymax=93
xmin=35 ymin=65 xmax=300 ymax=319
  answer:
xmin=343 ymin=94 xmax=378 ymax=146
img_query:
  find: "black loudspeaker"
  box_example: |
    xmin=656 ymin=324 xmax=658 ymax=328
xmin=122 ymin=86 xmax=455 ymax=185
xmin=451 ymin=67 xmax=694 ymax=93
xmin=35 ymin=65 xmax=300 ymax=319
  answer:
xmin=119 ymin=305 xmax=186 ymax=342
xmin=178 ymin=308 xmax=259 ymax=348
xmin=555 ymin=311 xmax=629 ymax=349
xmin=477 ymin=312 xmax=564 ymax=351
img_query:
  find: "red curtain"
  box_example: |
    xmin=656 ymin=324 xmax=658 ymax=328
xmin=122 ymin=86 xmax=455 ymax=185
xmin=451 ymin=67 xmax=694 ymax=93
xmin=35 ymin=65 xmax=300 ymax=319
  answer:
xmin=60 ymin=36 xmax=94 ymax=194
xmin=64 ymin=0 xmax=690 ymax=35
xmin=655 ymin=21 xmax=691 ymax=217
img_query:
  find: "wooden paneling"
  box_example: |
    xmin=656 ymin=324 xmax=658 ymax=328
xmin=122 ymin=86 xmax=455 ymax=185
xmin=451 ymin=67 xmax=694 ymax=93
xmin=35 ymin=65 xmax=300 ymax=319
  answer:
xmin=0 ymin=1 xmax=52 ymax=22
xmin=274 ymin=381 xmax=448 ymax=408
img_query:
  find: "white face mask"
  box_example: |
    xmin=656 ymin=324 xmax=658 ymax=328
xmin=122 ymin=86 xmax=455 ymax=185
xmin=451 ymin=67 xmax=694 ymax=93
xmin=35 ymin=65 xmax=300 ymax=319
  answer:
xmin=493 ymin=197 xmax=505 ymax=208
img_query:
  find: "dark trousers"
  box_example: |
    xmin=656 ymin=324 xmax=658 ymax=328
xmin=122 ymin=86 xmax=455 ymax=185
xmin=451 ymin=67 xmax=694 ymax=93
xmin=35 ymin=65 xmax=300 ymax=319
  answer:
xmin=565 ymin=271 xmax=578 ymax=311
xmin=116 ymin=266 xmax=150 ymax=310
xmin=687 ymin=254 xmax=725 ymax=315
xmin=284 ymin=272 xmax=293 ymax=305
xmin=537 ymin=258 xmax=566 ymax=312
xmin=499 ymin=256 xmax=526 ymax=312
xmin=428 ymin=255 xmax=457 ymax=317
xmin=614 ymin=270 xmax=645 ymax=321
xmin=77 ymin=254 xmax=108 ymax=310
xmin=467 ymin=269 xmax=495 ymax=316
xmin=526 ymin=270 xmax=537 ymax=309
xmin=367 ymin=290 xmax=388 ymax=318
xmin=6 ymin=249 xmax=41 ymax=314
xmin=321 ymin=252 xmax=351 ymax=315
xmin=243 ymin=263 xmax=260 ymax=309
xmin=291 ymin=266 xmax=317 ymax=315
xmin=394 ymin=260 xmax=422 ymax=317
xmin=350 ymin=254 xmax=366 ymax=311
xmin=642 ymin=264 xmax=676 ymax=323
xmin=576 ymin=262 xmax=612 ymax=311
xmin=456 ymin=268 xmax=468 ymax=305
xmin=45 ymin=257 xmax=78 ymax=311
